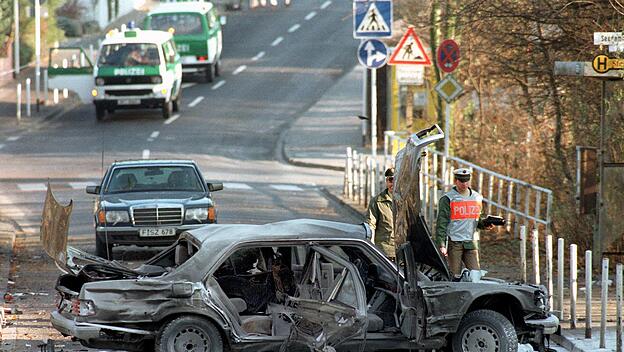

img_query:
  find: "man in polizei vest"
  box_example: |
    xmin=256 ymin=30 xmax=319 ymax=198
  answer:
xmin=365 ymin=168 xmax=395 ymax=259
xmin=435 ymin=168 xmax=494 ymax=279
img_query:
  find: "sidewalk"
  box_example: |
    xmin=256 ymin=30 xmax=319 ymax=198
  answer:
xmin=280 ymin=65 xmax=620 ymax=352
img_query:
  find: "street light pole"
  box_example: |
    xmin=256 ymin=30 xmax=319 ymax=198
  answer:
xmin=13 ymin=0 xmax=19 ymax=77
xmin=371 ymin=68 xmax=377 ymax=159
xmin=35 ymin=0 xmax=41 ymax=111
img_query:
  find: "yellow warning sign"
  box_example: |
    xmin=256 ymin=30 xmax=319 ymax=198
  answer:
xmin=592 ymin=54 xmax=624 ymax=73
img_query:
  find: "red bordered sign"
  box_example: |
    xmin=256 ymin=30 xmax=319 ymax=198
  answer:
xmin=437 ymin=39 xmax=460 ymax=73
xmin=388 ymin=27 xmax=431 ymax=66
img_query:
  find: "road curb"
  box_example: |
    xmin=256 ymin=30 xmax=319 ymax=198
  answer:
xmin=551 ymin=332 xmax=585 ymax=352
xmin=283 ymin=154 xmax=345 ymax=172
xmin=319 ymin=187 xmax=364 ymax=221
xmin=0 ymin=217 xmax=18 ymax=298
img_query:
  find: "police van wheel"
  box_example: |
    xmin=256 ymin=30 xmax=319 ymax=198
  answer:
xmin=215 ymin=59 xmax=221 ymax=77
xmin=172 ymin=92 xmax=181 ymax=113
xmin=162 ymin=100 xmax=173 ymax=119
xmin=95 ymin=105 xmax=105 ymax=121
xmin=205 ymin=64 xmax=215 ymax=83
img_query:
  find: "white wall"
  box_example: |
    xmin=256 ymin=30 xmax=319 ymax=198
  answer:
xmin=79 ymin=0 xmax=146 ymax=29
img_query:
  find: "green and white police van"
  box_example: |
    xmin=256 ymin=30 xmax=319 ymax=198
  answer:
xmin=144 ymin=1 xmax=224 ymax=82
xmin=48 ymin=28 xmax=182 ymax=120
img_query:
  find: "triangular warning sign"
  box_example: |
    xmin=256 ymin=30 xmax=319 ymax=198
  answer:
xmin=356 ymin=3 xmax=389 ymax=33
xmin=388 ymin=27 xmax=432 ymax=66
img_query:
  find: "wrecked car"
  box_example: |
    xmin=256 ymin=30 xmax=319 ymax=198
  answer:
xmin=43 ymin=126 xmax=558 ymax=352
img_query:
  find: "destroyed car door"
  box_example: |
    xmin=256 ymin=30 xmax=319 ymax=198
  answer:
xmin=279 ymin=245 xmax=367 ymax=351
xmin=48 ymin=47 xmax=94 ymax=104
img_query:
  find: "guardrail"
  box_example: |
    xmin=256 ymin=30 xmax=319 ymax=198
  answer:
xmin=344 ymin=131 xmax=553 ymax=238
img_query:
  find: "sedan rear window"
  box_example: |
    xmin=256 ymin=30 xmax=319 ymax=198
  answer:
xmin=105 ymin=166 xmax=204 ymax=193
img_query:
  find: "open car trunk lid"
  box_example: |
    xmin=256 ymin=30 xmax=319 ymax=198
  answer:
xmin=40 ymin=185 xmax=136 ymax=276
xmin=393 ymin=125 xmax=452 ymax=281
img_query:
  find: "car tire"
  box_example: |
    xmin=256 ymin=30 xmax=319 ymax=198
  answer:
xmin=95 ymin=234 xmax=113 ymax=259
xmin=451 ymin=309 xmax=517 ymax=352
xmin=215 ymin=58 xmax=221 ymax=77
xmin=95 ymin=105 xmax=105 ymax=121
xmin=162 ymin=100 xmax=173 ymax=119
xmin=205 ymin=64 xmax=215 ymax=83
xmin=156 ymin=316 xmax=223 ymax=352
xmin=173 ymin=90 xmax=181 ymax=113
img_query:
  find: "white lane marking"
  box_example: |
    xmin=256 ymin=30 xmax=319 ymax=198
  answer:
xmin=305 ymin=11 xmax=317 ymax=20
xmin=223 ymin=182 xmax=253 ymax=190
xmin=150 ymin=131 xmax=160 ymax=139
xmin=252 ymin=51 xmax=265 ymax=61
xmin=320 ymin=0 xmax=331 ymax=9
xmin=271 ymin=36 xmax=284 ymax=47
xmin=288 ymin=24 xmax=301 ymax=33
xmin=188 ymin=96 xmax=204 ymax=108
xmin=232 ymin=65 xmax=247 ymax=75
xmin=271 ymin=184 xmax=303 ymax=192
xmin=0 ymin=144 xmax=4 ymax=150
xmin=69 ymin=182 xmax=97 ymax=190
xmin=18 ymin=183 xmax=48 ymax=192
xmin=181 ymin=82 xmax=197 ymax=89
xmin=7 ymin=136 xmax=20 ymax=142
xmin=164 ymin=113 xmax=180 ymax=125
xmin=142 ymin=149 xmax=150 ymax=159
xmin=212 ymin=80 xmax=226 ymax=90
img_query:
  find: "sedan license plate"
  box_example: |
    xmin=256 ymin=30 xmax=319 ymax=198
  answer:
xmin=139 ymin=228 xmax=176 ymax=237
xmin=118 ymin=99 xmax=140 ymax=105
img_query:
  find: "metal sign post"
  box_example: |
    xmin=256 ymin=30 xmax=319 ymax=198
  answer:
xmin=35 ymin=0 xmax=41 ymax=111
xmin=13 ymin=0 xmax=19 ymax=77
xmin=357 ymin=39 xmax=388 ymax=159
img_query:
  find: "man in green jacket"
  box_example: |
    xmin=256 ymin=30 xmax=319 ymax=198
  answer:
xmin=366 ymin=168 xmax=395 ymax=259
xmin=435 ymin=168 xmax=493 ymax=279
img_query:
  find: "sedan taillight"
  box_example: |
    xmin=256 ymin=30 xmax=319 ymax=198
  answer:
xmin=71 ymin=299 xmax=96 ymax=316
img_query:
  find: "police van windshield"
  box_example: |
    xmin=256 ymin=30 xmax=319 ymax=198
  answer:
xmin=149 ymin=13 xmax=204 ymax=35
xmin=98 ymin=43 xmax=161 ymax=67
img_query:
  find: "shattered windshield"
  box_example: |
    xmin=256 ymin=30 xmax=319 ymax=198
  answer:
xmin=98 ymin=43 xmax=161 ymax=67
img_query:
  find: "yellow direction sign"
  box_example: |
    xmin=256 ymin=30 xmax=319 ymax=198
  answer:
xmin=592 ymin=54 xmax=624 ymax=73
xmin=434 ymin=74 xmax=463 ymax=103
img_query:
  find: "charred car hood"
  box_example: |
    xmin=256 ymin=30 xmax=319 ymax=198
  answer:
xmin=41 ymin=185 xmax=135 ymax=275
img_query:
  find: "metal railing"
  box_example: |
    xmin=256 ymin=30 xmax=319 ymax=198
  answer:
xmin=344 ymin=131 xmax=553 ymax=237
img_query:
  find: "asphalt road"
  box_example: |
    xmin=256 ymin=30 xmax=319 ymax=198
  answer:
xmin=0 ymin=1 xmax=364 ymax=350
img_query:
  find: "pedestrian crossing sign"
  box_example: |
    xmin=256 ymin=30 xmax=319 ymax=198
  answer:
xmin=353 ymin=0 xmax=392 ymax=39
xmin=388 ymin=27 xmax=431 ymax=66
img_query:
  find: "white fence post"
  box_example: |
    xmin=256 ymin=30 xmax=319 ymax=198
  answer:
xmin=53 ymin=88 xmax=59 ymax=104
xmin=616 ymin=263 xmax=622 ymax=352
xmin=558 ymin=238 xmax=565 ymax=320
xmin=16 ymin=83 xmax=21 ymax=122
xmin=25 ymin=78 xmax=31 ymax=117
xmin=600 ymin=258 xmax=609 ymax=349
xmin=570 ymin=244 xmax=577 ymax=329
xmin=63 ymin=88 xmax=68 ymax=99
xmin=344 ymin=147 xmax=352 ymax=197
xmin=546 ymin=234 xmax=553 ymax=311
xmin=520 ymin=226 xmax=527 ymax=283
xmin=532 ymin=229 xmax=540 ymax=284
xmin=585 ymin=250 xmax=592 ymax=339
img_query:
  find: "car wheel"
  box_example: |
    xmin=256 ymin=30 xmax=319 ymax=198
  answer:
xmin=95 ymin=105 xmax=105 ymax=121
xmin=205 ymin=64 xmax=215 ymax=83
xmin=163 ymin=100 xmax=173 ymax=119
xmin=451 ymin=309 xmax=517 ymax=352
xmin=95 ymin=234 xmax=113 ymax=259
xmin=215 ymin=58 xmax=221 ymax=77
xmin=173 ymin=90 xmax=181 ymax=113
xmin=156 ymin=316 xmax=223 ymax=352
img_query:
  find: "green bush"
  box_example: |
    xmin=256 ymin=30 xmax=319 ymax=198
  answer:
xmin=20 ymin=43 xmax=33 ymax=65
xmin=56 ymin=16 xmax=83 ymax=37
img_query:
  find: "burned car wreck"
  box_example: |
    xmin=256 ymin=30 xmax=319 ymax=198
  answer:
xmin=43 ymin=126 xmax=558 ymax=352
